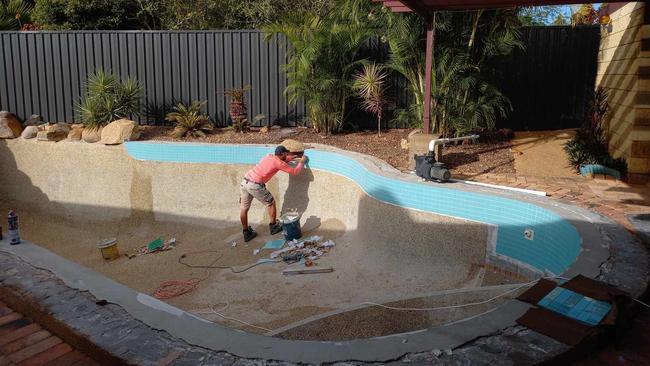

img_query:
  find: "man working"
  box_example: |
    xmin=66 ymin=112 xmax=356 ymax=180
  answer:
xmin=240 ymin=144 xmax=307 ymax=242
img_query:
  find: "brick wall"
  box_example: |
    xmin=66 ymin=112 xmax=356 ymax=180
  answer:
xmin=597 ymin=2 xmax=650 ymax=182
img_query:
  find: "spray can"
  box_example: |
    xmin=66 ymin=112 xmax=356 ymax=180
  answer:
xmin=8 ymin=210 xmax=20 ymax=245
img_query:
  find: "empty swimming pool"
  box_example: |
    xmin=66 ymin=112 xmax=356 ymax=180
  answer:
xmin=1 ymin=138 xmax=625 ymax=363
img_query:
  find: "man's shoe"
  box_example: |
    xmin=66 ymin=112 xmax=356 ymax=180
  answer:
xmin=269 ymin=221 xmax=283 ymax=235
xmin=243 ymin=226 xmax=257 ymax=242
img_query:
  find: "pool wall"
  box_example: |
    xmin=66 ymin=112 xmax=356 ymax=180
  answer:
xmin=122 ymin=141 xmax=581 ymax=275
xmin=0 ymin=139 xmax=488 ymax=274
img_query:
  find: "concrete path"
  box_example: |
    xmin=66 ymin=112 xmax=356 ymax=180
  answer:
xmin=0 ymin=301 xmax=99 ymax=366
xmin=510 ymin=129 xmax=577 ymax=178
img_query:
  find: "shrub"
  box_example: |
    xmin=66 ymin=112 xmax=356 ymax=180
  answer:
xmin=166 ymin=100 xmax=213 ymax=138
xmin=564 ymin=88 xmax=627 ymax=177
xmin=33 ymin=0 xmax=141 ymax=30
xmin=0 ymin=0 xmax=33 ymax=30
xmin=232 ymin=117 xmax=249 ymax=133
xmin=77 ymin=70 xmax=143 ymax=130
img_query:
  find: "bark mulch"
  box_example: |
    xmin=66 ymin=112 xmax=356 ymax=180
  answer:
xmin=140 ymin=126 xmax=515 ymax=175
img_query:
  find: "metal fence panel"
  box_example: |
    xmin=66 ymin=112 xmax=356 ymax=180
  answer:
xmin=0 ymin=27 xmax=598 ymax=130
xmin=495 ymin=26 xmax=600 ymax=130
xmin=0 ymin=30 xmax=305 ymax=127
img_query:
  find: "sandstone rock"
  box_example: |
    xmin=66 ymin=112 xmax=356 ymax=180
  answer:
xmin=281 ymin=139 xmax=305 ymax=153
xmin=0 ymin=111 xmax=23 ymax=139
xmin=260 ymin=126 xmax=269 ymax=133
xmin=37 ymin=123 xmax=68 ymax=142
xmin=24 ymin=114 xmax=43 ymax=126
xmin=20 ymin=126 xmax=39 ymax=139
xmin=100 ymin=119 xmax=140 ymax=145
xmin=68 ymin=126 xmax=84 ymax=141
xmin=82 ymin=127 xmax=102 ymax=143
xmin=47 ymin=123 xmax=71 ymax=134
xmin=400 ymin=138 xmax=409 ymax=150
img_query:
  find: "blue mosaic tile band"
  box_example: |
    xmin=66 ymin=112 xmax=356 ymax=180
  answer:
xmin=538 ymin=287 xmax=611 ymax=326
xmin=124 ymin=142 xmax=581 ymax=274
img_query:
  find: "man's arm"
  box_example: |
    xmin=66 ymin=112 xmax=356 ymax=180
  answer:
xmin=276 ymin=156 xmax=305 ymax=176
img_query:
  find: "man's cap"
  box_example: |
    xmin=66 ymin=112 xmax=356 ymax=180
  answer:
xmin=275 ymin=145 xmax=289 ymax=155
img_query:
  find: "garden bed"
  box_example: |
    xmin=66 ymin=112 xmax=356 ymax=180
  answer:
xmin=140 ymin=126 xmax=515 ymax=175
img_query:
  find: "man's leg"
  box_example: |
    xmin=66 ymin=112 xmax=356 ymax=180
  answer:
xmin=240 ymin=207 xmax=249 ymax=231
xmin=239 ymin=181 xmax=254 ymax=232
xmin=267 ymin=201 xmax=277 ymax=225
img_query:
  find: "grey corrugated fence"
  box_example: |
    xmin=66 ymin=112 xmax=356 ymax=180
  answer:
xmin=0 ymin=27 xmax=598 ymax=130
xmin=0 ymin=30 xmax=304 ymax=126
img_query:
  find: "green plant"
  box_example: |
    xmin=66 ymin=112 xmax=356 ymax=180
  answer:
xmin=0 ymin=0 xmax=33 ymax=30
xmin=382 ymin=10 xmax=522 ymax=135
xmin=165 ymin=100 xmax=213 ymax=138
xmin=232 ymin=117 xmax=249 ymax=133
xmin=265 ymin=0 xmax=383 ymax=134
xmin=564 ymin=88 xmax=627 ymax=177
xmin=33 ymin=0 xmax=142 ymax=30
xmin=77 ymin=70 xmax=143 ymax=130
xmin=353 ymin=63 xmax=389 ymax=135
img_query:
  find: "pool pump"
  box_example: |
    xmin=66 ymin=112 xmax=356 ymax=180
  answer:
xmin=414 ymin=152 xmax=451 ymax=183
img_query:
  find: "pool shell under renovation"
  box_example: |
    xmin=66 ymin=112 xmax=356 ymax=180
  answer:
xmin=0 ymin=138 xmax=647 ymax=364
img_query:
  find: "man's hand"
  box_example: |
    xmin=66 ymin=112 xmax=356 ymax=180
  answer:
xmin=300 ymin=155 xmax=308 ymax=164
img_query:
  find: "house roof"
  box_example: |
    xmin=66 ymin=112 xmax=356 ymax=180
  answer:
xmin=373 ymin=0 xmax=626 ymax=15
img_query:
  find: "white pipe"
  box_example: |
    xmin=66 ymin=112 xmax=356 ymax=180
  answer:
xmin=428 ymin=134 xmax=479 ymax=152
xmin=450 ymin=179 xmax=547 ymax=197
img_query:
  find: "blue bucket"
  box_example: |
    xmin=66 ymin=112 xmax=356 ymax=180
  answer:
xmin=280 ymin=213 xmax=302 ymax=241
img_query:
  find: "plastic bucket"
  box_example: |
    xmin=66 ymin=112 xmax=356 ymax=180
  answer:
xmin=279 ymin=213 xmax=302 ymax=241
xmin=97 ymin=238 xmax=119 ymax=260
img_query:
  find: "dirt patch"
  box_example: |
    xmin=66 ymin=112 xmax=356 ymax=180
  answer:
xmin=140 ymin=126 xmax=515 ymax=175
xmin=443 ymin=141 xmax=515 ymax=176
xmin=511 ymin=129 xmax=578 ymax=178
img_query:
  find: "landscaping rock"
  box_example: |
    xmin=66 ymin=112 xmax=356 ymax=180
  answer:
xmin=400 ymin=138 xmax=409 ymax=150
xmin=20 ymin=126 xmax=39 ymax=139
xmin=48 ymin=122 xmax=71 ymax=134
xmin=82 ymin=127 xmax=102 ymax=143
xmin=281 ymin=139 xmax=305 ymax=153
xmin=100 ymin=119 xmax=140 ymax=145
xmin=68 ymin=125 xmax=84 ymax=141
xmin=260 ymin=126 xmax=270 ymax=133
xmin=0 ymin=111 xmax=23 ymax=138
xmin=24 ymin=114 xmax=44 ymax=126
xmin=36 ymin=123 xmax=68 ymax=142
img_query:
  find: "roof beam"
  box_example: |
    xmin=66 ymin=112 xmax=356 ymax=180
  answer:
xmin=396 ymin=0 xmax=432 ymax=17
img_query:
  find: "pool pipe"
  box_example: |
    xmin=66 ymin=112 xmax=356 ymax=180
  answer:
xmin=428 ymin=135 xmax=480 ymax=153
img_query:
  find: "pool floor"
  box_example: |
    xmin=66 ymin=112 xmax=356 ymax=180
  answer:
xmin=0 ymin=198 xmax=517 ymax=337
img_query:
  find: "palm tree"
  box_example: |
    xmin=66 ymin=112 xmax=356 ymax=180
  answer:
xmin=0 ymin=0 xmax=32 ymax=30
xmin=353 ymin=63 xmax=389 ymax=135
xmin=382 ymin=9 xmax=522 ymax=136
xmin=265 ymin=0 xmax=383 ymax=134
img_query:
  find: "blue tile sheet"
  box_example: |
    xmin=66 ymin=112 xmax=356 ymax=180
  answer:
xmin=537 ymin=287 xmax=611 ymax=326
xmin=124 ymin=142 xmax=582 ymax=275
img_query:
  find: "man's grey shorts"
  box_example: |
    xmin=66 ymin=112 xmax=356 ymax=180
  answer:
xmin=239 ymin=179 xmax=274 ymax=209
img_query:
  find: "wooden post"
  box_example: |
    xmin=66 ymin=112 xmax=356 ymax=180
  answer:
xmin=423 ymin=14 xmax=434 ymax=134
